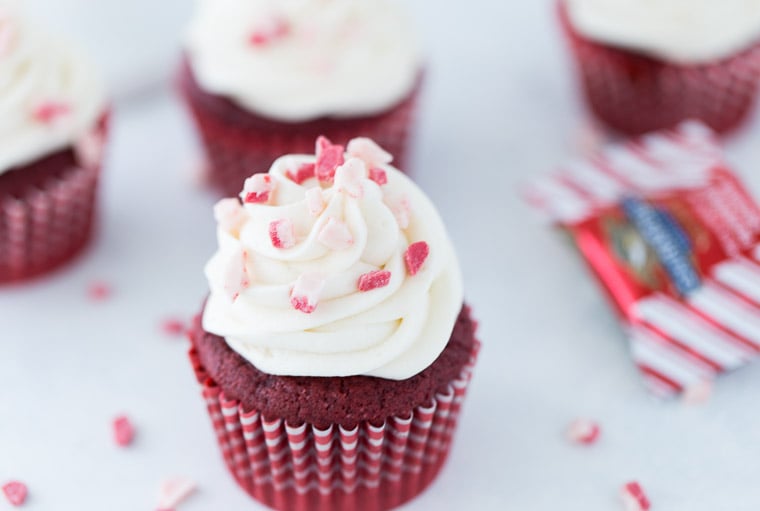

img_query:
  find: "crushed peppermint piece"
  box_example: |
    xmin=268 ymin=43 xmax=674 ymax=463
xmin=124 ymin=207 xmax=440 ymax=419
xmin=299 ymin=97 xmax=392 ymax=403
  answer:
xmin=290 ymin=273 xmax=325 ymax=314
xmin=87 ymin=281 xmax=112 ymax=302
xmin=223 ymin=249 xmax=250 ymax=302
xmin=369 ymin=167 xmax=388 ymax=186
xmin=621 ymin=482 xmax=651 ymax=511
xmin=358 ymin=270 xmax=391 ymax=292
xmin=386 ymin=194 xmax=411 ymax=229
xmin=161 ymin=318 xmax=186 ymax=338
xmin=286 ymin=163 xmax=316 ymax=184
xmin=404 ymin=241 xmax=429 ymax=276
xmin=315 ymin=136 xmax=345 ymax=183
xmin=241 ymin=174 xmax=273 ymax=204
xmin=157 ymin=477 xmax=197 ymax=510
xmin=566 ymin=419 xmax=600 ymax=445
xmin=318 ymin=217 xmax=353 ymax=250
xmin=2 ymin=481 xmax=27 ymax=507
xmin=213 ymin=198 xmax=246 ymax=233
xmin=113 ymin=415 xmax=135 ymax=447
xmin=248 ymin=15 xmax=290 ymax=46
xmin=32 ymin=100 xmax=70 ymax=124
xmin=305 ymin=187 xmax=325 ymax=217
xmin=347 ymin=137 xmax=393 ymax=166
xmin=334 ymin=158 xmax=366 ymax=198
xmin=269 ymin=219 xmax=296 ymax=249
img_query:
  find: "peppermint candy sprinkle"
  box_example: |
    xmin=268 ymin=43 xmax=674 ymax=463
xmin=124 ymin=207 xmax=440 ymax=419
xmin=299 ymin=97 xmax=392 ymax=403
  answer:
xmin=305 ymin=187 xmax=325 ymax=217
xmin=32 ymin=100 xmax=70 ymax=124
xmin=315 ymin=136 xmax=345 ymax=183
xmin=286 ymin=162 xmax=316 ymax=184
xmin=157 ymin=477 xmax=197 ymax=510
xmin=248 ymin=15 xmax=290 ymax=47
xmin=334 ymin=158 xmax=366 ymax=198
xmin=290 ymin=273 xmax=325 ymax=314
xmin=223 ymin=249 xmax=251 ymax=302
xmin=269 ymin=218 xmax=296 ymax=249
xmin=566 ymin=419 xmax=600 ymax=445
xmin=241 ymin=174 xmax=273 ymax=204
xmin=318 ymin=217 xmax=353 ymax=250
xmin=404 ymin=241 xmax=429 ymax=276
xmin=621 ymin=481 xmax=651 ymax=511
xmin=2 ymin=481 xmax=27 ymax=507
xmin=347 ymin=137 xmax=393 ymax=167
xmin=113 ymin=415 xmax=135 ymax=447
xmin=358 ymin=270 xmax=391 ymax=291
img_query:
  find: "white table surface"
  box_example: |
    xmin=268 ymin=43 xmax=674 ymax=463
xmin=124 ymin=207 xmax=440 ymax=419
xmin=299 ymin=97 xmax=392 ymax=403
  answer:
xmin=5 ymin=1 xmax=760 ymax=510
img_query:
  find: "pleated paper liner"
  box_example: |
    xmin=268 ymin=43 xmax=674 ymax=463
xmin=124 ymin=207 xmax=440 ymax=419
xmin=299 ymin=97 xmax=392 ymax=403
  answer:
xmin=558 ymin=0 xmax=760 ymax=136
xmin=178 ymin=59 xmax=420 ymax=197
xmin=188 ymin=338 xmax=480 ymax=511
xmin=0 ymin=112 xmax=109 ymax=283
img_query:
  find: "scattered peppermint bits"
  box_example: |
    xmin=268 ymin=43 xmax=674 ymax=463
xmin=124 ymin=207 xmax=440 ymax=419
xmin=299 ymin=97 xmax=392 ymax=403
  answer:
xmin=32 ymin=100 xmax=70 ymax=124
xmin=269 ymin=219 xmax=296 ymax=249
xmin=2 ymin=481 xmax=27 ymax=507
xmin=241 ymin=174 xmax=273 ymax=204
xmin=347 ymin=137 xmax=393 ymax=167
xmin=318 ymin=217 xmax=353 ymax=250
xmin=386 ymin=194 xmax=411 ymax=229
xmin=290 ymin=273 xmax=325 ymax=314
xmin=87 ymin=281 xmax=112 ymax=302
xmin=369 ymin=167 xmax=388 ymax=186
xmin=315 ymin=136 xmax=345 ymax=183
xmin=334 ymin=158 xmax=366 ymax=198
xmin=248 ymin=15 xmax=290 ymax=47
xmin=161 ymin=317 xmax=187 ymax=338
xmin=620 ymin=482 xmax=650 ymax=511
xmin=566 ymin=419 xmax=600 ymax=445
xmin=213 ymin=198 xmax=246 ymax=233
xmin=286 ymin=162 xmax=316 ymax=184
xmin=113 ymin=415 xmax=135 ymax=447
xmin=358 ymin=270 xmax=391 ymax=292
xmin=157 ymin=477 xmax=197 ymax=510
xmin=305 ymin=187 xmax=325 ymax=217
xmin=404 ymin=241 xmax=429 ymax=276
xmin=223 ymin=249 xmax=251 ymax=302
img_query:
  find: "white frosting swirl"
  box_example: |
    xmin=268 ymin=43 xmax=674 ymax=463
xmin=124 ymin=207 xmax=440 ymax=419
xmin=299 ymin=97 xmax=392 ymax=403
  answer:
xmin=0 ymin=0 xmax=106 ymax=175
xmin=565 ymin=0 xmax=760 ymax=63
xmin=184 ymin=0 xmax=420 ymax=121
xmin=202 ymin=140 xmax=463 ymax=380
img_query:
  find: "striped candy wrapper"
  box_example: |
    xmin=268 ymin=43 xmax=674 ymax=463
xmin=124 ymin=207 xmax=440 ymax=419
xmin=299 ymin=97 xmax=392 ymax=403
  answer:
xmin=188 ymin=338 xmax=480 ymax=511
xmin=178 ymin=59 xmax=420 ymax=197
xmin=525 ymin=121 xmax=760 ymax=396
xmin=0 ymin=112 xmax=109 ymax=283
xmin=558 ymin=0 xmax=760 ymax=136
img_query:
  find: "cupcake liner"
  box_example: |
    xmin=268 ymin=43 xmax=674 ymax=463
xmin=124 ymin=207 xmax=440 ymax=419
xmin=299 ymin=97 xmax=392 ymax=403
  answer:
xmin=0 ymin=113 xmax=109 ymax=283
xmin=178 ymin=60 xmax=420 ymax=197
xmin=559 ymin=0 xmax=760 ymax=135
xmin=188 ymin=339 xmax=480 ymax=511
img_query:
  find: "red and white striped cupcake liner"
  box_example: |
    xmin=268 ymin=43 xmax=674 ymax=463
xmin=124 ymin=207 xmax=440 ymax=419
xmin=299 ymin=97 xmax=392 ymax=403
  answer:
xmin=0 ymin=113 xmax=109 ymax=283
xmin=526 ymin=121 xmax=760 ymax=396
xmin=188 ymin=339 xmax=480 ymax=511
xmin=179 ymin=64 xmax=420 ymax=197
xmin=559 ymin=0 xmax=760 ymax=136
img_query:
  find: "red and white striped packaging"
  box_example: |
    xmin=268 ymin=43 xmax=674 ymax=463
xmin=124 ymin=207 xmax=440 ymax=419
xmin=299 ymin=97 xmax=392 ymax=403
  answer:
xmin=525 ymin=121 xmax=760 ymax=396
xmin=558 ymin=0 xmax=760 ymax=136
xmin=188 ymin=339 xmax=480 ymax=511
xmin=0 ymin=112 xmax=109 ymax=284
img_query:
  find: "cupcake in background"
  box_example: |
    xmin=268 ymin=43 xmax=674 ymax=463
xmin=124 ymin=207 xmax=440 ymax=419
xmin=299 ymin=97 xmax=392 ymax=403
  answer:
xmin=188 ymin=136 xmax=480 ymax=511
xmin=180 ymin=0 xmax=422 ymax=196
xmin=0 ymin=0 xmax=108 ymax=283
xmin=560 ymin=0 xmax=760 ymax=135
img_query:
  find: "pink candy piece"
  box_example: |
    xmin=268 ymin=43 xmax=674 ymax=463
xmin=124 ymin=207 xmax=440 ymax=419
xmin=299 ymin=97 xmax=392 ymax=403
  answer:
xmin=113 ymin=415 xmax=135 ymax=447
xmin=87 ymin=281 xmax=112 ymax=302
xmin=223 ymin=249 xmax=251 ymax=302
xmin=32 ymin=100 xmax=70 ymax=124
xmin=334 ymin=158 xmax=366 ymax=198
xmin=249 ymin=15 xmax=290 ymax=46
xmin=286 ymin=163 xmax=316 ymax=184
xmin=213 ymin=198 xmax=246 ymax=233
xmin=404 ymin=241 xmax=429 ymax=276
xmin=318 ymin=217 xmax=353 ymax=250
xmin=161 ymin=318 xmax=186 ymax=338
xmin=386 ymin=194 xmax=411 ymax=229
xmin=305 ymin=187 xmax=325 ymax=217
xmin=241 ymin=174 xmax=273 ymax=204
xmin=369 ymin=167 xmax=388 ymax=186
xmin=347 ymin=137 xmax=393 ymax=167
xmin=621 ymin=482 xmax=651 ymax=511
xmin=315 ymin=136 xmax=345 ymax=183
xmin=2 ymin=481 xmax=27 ymax=507
xmin=682 ymin=379 xmax=713 ymax=405
xmin=566 ymin=419 xmax=600 ymax=445
xmin=157 ymin=477 xmax=197 ymax=510
xmin=269 ymin=219 xmax=296 ymax=249
xmin=290 ymin=273 xmax=325 ymax=314
xmin=358 ymin=270 xmax=391 ymax=292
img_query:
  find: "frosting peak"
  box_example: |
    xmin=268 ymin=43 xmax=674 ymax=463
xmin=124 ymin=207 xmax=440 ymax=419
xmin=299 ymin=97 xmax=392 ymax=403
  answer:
xmin=0 ymin=0 xmax=106 ymax=174
xmin=202 ymin=137 xmax=463 ymax=380
xmin=184 ymin=0 xmax=421 ymax=121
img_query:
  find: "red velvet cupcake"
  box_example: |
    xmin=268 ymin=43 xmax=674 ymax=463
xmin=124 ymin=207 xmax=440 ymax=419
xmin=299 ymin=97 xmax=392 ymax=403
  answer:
xmin=0 ymin=5 xmax=109 ymax=283
xmin=188 ymin=137 xmax=480 ymax=511
xmin=560 ymin=0 xmax=760 ymax=135
xmin=180 ymin=0 xmax=422 ymax=197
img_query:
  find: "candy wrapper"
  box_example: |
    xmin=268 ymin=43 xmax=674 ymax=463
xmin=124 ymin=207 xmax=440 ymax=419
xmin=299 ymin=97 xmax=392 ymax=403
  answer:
xmin=526 ymin=121 xmax=760 ymax=396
